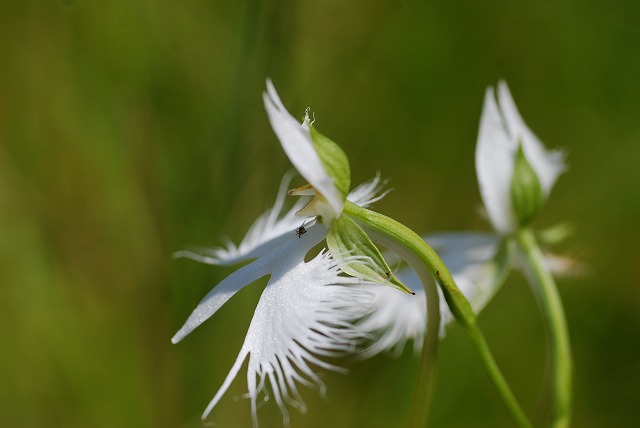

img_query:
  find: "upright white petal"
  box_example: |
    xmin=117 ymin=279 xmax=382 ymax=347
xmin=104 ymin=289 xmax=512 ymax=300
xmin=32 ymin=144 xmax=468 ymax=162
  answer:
xmin=171 ymin=225 xmax=327 ymax=344
xmin=476 ymin=86 xmax=517 ymax=233
xmin=263 ymin=79 xmax=343 ymax=218
xmin=357 ymin=233 xmax=506 ymax=357
xmin=496 ymin=81 xmax=566 ymax=198
xmin=476 ymin=82 xmax=565 ymax=234
xmin=201 ymin=247 xmax=373 ymax=426
xmin=173 ymin=171 xmax=310 ymax=265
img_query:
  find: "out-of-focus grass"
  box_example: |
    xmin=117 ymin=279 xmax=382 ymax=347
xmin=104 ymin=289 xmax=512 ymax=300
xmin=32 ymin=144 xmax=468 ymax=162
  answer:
xmin=1 ymin=1 xmax=639 ymax=427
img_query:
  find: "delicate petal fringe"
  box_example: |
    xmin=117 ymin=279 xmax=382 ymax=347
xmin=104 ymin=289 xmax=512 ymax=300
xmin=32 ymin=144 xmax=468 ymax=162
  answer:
xmin=347 ymin=172 xmax=392 ymax=208
xmin=173 ymin=171 xmax=310 ymax=266
xmin=263 ymin=79 xmax=343 ymax=218
xmin=356 ymin=233 xmax=502 ymax=357
xmin=173 ymin=173 xmax=389 ymax=267
xmin=201 ymin=247 xmax=374 ymax=426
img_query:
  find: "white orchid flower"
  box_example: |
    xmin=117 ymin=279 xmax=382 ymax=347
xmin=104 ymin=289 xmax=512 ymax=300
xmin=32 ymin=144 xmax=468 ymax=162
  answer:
xmin=476 ymin=81 xmax=565 ymax=234
xmin=172 ymin=81 xmax=410 ymax=427
xmin=476 ymin=82 xmax=575 ymax=427
xmin=356 ymin=81 xmax=568 ymax=358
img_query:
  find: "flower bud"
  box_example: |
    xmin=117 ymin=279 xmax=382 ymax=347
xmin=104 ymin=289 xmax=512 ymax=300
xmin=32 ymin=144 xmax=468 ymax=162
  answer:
xmin=510 ymin=143 xmax=544 ymax=228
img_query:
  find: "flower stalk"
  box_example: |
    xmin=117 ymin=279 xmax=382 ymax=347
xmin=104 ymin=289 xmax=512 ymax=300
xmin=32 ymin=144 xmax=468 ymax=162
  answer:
xmin=515 ymin=227 xmax=572 ymax=428
xmin=344 ymin=201 xmax=532 ymax=428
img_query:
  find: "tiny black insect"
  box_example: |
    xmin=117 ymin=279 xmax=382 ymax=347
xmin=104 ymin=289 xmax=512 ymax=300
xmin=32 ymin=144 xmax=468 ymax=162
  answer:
xmin=296 ymin=221 xmax=308 ymax=238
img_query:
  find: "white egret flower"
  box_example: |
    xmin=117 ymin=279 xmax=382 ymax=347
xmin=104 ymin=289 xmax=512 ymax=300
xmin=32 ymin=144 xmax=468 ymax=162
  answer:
xmin=172 ymin=80 xmax=402 ymax=427
xmin=476 ymin=81 xmax=565 ymax=235
xmin=357 ymin=81 xmax=567 ymax=357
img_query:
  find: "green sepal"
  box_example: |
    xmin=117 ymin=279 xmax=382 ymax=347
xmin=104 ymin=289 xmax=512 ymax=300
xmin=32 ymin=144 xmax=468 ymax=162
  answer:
xmin=511 ymin=143 xmax=543 ymax=227
xmin=310 ymin=127 xmax=351 ymax=201
xmin=326 ymin=215 xmax=414 ymax=294
xmin=537 ymin=222 xmax=575 ymax=246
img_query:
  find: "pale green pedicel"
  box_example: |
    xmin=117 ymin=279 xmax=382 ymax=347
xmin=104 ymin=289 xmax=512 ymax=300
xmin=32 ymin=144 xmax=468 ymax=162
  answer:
xmin=515 ymin=228 xmax=572 ymax=428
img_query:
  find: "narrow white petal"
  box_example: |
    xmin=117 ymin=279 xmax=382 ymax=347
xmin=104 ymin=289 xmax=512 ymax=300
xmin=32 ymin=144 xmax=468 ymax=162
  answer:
xmin=357 ymin=233 xmax=505 ymax=357
xmin=171 ymin=225 xmax=327 ymax=344
xmin=173 ymin=171 xmax=310 ymax=265
xmin=263 ymin=79 xmax=342 ymax=218
xmin=202 ymin=246 xmax=372 ymax=424
xmin=347 ymin=172 xmax=392 ymax=208
xmin=476 ymin=86 xmax=519 ymax=233
xmin=496 ymin=81 xmax=566 ymax=198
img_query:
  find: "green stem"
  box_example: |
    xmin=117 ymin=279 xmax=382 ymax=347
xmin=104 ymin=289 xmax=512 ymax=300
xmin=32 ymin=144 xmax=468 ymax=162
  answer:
xmin=357 ymin=212 xmax=441 ymax=427
xmin=345 ymin=201 xmax=532 ymax=428
xmin=515 ymin=228 xmax=572 ymax=428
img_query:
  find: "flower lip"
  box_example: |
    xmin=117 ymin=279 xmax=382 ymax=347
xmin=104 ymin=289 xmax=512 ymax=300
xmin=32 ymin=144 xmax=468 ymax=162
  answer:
xmin=355 ymin=232 xmax=507 ymax=357
xmin=263 ymin=79 xmax=344 ymax=219
xmin=200 ymin=247 xmax=373 ymax=425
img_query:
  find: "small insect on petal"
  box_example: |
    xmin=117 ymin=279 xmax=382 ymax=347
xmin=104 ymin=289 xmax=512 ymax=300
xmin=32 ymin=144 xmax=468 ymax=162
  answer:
xmin=296 ymin=220 xmax=309 ymax=238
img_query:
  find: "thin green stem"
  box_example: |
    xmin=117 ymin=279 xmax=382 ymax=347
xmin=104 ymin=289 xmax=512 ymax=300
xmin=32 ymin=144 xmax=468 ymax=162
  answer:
xmin=358 ymin=214 xmax=441 ymax=427
xmin=345 ymin=201 xmax=532 ymax=428
xmin=515 ymin=228 xmax=572 ymax=428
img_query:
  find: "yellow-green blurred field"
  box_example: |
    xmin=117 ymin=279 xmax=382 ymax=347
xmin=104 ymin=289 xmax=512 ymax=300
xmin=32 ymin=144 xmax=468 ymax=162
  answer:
xmin=1 ymin=1 xmax=639 ymax=427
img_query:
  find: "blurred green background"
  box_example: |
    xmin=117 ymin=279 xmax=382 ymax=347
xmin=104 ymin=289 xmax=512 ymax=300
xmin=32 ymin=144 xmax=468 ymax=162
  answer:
xmin=1 ymin=0 xmax=639 ymax=427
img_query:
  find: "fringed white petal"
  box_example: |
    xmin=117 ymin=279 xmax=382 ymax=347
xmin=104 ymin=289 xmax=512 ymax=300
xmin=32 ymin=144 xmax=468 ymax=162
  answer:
xmin=171 ymin=224 xmax=327 ymax=344
xmin=201 ymin=245 xmax=373 ymax=426
xmin=357 ymin=233 xmax=504 ymax=357
xmin=263 ymin=79 xmax=343 ymax=218
xmin=173 ymin=172 xmax=310 ymax=266
xmin=476 ymin=82 xmax=566 ymax=234
xmin=356 ymin=271 xmax=425 ymax=358
xmin=347 ymin=172 xmax=392 ymax=208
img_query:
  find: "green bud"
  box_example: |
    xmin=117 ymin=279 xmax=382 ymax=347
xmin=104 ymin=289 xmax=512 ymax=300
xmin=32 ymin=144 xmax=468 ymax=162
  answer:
xmin=310 ymin=127 xmax=351 ymax=201
xmin=510 ymin=143 xmax=543 ymax=227
xmin=326 ymin=215 xmax=414 ymax=294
